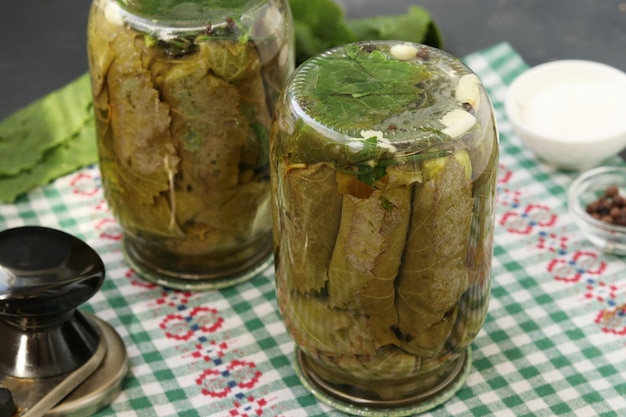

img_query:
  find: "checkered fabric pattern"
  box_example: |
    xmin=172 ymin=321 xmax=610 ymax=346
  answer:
xmin=1 ymin=42 xmax=625 ymax=417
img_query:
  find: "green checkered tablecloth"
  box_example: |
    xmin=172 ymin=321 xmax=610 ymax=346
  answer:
xmin=2 ymin=42 xmax=626 ymax=416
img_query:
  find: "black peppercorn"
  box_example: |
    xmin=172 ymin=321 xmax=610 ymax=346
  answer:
xmin=586 ymin=185 xmax=626 ymax=226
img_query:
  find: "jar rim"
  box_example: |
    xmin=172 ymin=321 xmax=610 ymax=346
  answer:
xmin=106 ymin=0 xmax=268 ymax=38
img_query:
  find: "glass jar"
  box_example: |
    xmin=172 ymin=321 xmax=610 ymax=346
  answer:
xmin=270 ymin=42 xmax=498 ymax=414
xmin=87 ymin=0 xmax=294 ymax=290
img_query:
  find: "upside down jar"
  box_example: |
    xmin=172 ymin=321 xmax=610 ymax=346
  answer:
xmin=87 ymin=0 xmax=294 ymax=290
xmin=269 ymin=42 xmax=498 ymax=414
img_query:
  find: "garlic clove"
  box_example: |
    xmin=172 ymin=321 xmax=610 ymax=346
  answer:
xmin=390 ymin=44 xmax=418 ymax=61
xmin=456 ymin=74 xmax=482 ymax=109
xmin=440 ymin=109 xmax=477 ymax=138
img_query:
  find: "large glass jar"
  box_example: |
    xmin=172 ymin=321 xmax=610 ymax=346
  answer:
xmin=270 ymin=42 xmax=498 ymax=414
xmin=87 ymin=0 xmax=294 ymax=290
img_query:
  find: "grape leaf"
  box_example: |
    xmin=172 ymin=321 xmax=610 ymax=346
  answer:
xmin=347 ymin=6 xmax=443 ymax=48
xmin=283 ymin=291 xmax=379 ymax=356
xmin=304 ymin=45 xmax=431 ymax=133
xmin=0 ymin=73 xmax=93 ymax=176
xmin=0 ymin=117 xmax=97 ymax=203
xmin=327 ymin=188 xmax=411 ymax=313
xmin=274 ymin=162 xmax=342 ymax=293
xmin=289 ymin=0 xmax=356 ymax=65
xmin=395 ymin=151 xmax=473 ymax=356
xmin=289 ymin=1 xmax=443 ymax=65
xmin=119 ymin=0 xmax=254 ymax=20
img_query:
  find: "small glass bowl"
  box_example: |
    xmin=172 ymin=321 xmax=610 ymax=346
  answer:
xmin=569 ymin=166 xmax=626 ymax=255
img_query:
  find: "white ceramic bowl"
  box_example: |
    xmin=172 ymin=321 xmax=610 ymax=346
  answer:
xmin=505 ymin=60 xmax=626 ymax=171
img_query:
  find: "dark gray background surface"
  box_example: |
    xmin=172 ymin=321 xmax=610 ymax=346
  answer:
xmin=1 ymin=0 xmax=625 ymax=119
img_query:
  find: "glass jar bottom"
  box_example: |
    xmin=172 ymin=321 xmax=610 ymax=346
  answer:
xmin=293 ymin=347 xmax=471 ymax=416
xmin=121 ymin=234 xmax=274 ymax=291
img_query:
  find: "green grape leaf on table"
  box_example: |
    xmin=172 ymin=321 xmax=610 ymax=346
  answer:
xmin=0 ymin=73 xmax=97 ymax=203
xmin=289 ymin=0 xmax=444 ymax=65
xmin=289 ymin=0 xmax=356 ymax=65
xmin=0 ymin=73 xmax=93 ymax=177
xmin=0 ymin=116 xmax=97 ymax=203
xmin=347 ymin=6 xmax=444 ymax=48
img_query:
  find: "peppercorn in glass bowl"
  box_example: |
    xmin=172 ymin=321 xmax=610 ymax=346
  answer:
xmin=569 ymin=166 xmax=626 ymax=255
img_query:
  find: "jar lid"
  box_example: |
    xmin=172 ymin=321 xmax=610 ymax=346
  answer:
xmin=287 ymin=42 xmax=487 ymax=165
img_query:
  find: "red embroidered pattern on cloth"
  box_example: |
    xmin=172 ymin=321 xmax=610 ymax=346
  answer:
xmin=497 ymin=163 xmax=626 ymax=336
xmin=124 ymin=270 xmax=280 ymax=415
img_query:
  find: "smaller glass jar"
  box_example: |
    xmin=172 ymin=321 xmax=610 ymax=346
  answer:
xmin=87 ymin=0 xmax=294 ymax=290
xmin=270 ymin=42 xmax=498 ymax=414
